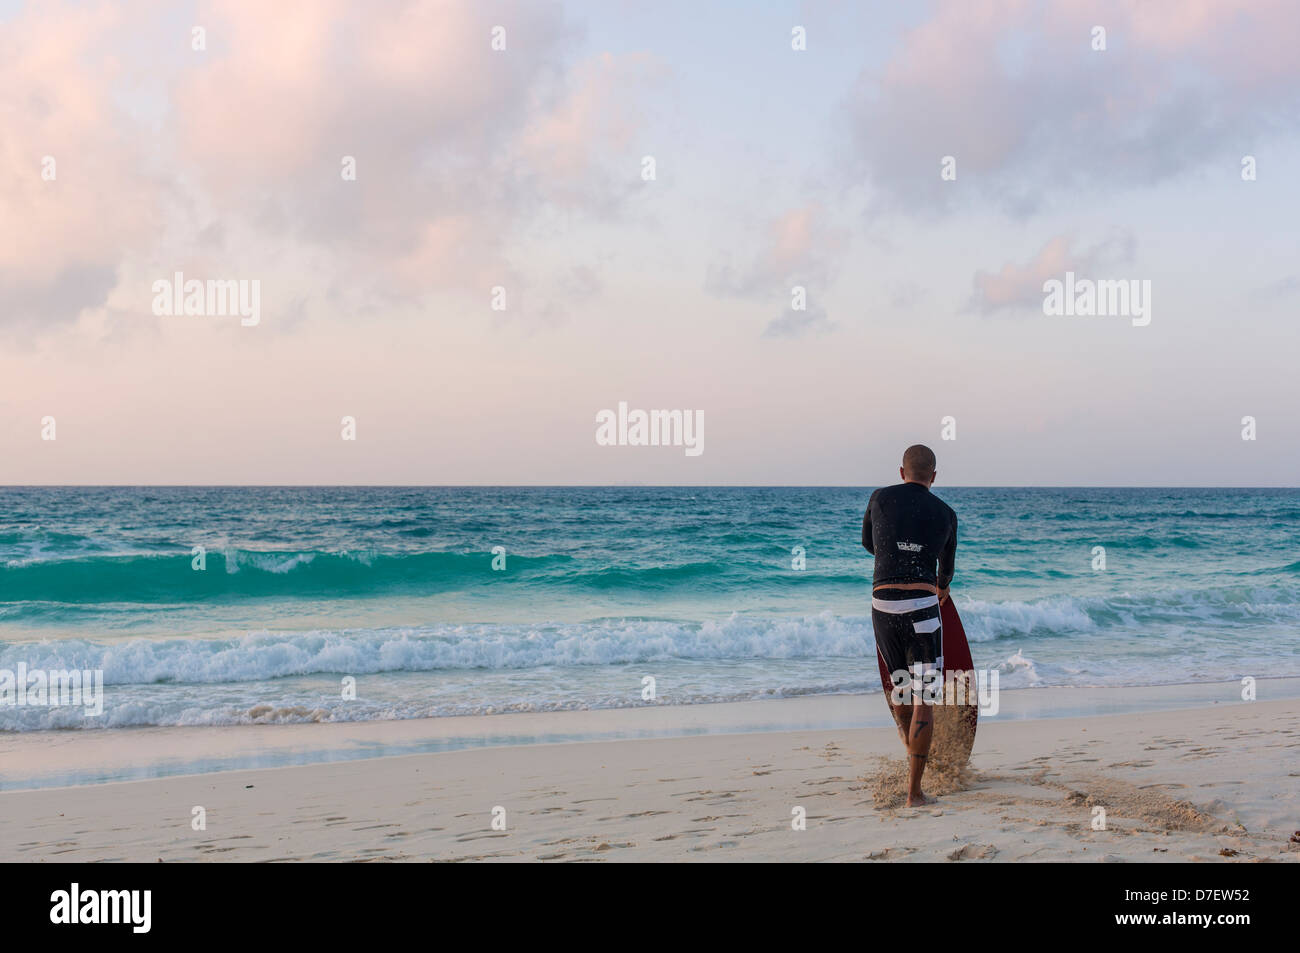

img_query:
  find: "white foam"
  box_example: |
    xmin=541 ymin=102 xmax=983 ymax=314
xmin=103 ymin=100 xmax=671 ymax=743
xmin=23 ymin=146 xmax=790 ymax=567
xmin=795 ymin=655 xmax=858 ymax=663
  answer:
xmin=0 ymin=612 xmax=877 ymax=685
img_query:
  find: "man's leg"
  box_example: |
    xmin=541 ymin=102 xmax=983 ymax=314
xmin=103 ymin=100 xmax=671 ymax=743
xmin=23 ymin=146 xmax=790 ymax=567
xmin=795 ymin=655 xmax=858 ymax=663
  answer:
xmin=874 ymin=605 xmax=913 ymax=750
xmin=893 ymin=688 xmax=912 ymax=748
xmin=906 ymin=665 xmax=935 ymax=806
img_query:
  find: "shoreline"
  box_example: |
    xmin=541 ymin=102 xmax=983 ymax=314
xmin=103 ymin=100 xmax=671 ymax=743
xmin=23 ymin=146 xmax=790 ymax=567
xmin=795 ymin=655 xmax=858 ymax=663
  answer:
xmin=2 ymin=677 xmax=1296 ymax=792
xmin=1 ymin=692 xmax=1296 ymax=862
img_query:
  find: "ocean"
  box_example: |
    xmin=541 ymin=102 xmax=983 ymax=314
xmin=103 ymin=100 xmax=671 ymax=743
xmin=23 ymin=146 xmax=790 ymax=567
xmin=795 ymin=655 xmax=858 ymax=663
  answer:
xmin=0 ymin=486 xmax=1296 ymax=732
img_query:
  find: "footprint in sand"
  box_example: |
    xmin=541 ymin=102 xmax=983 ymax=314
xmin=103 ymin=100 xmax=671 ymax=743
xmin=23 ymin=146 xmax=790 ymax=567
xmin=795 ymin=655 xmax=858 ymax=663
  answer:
xmin=947 ymin=843 xmax=998 ymax=861
xmin=866 ymin=846 xmax=916 ymax=860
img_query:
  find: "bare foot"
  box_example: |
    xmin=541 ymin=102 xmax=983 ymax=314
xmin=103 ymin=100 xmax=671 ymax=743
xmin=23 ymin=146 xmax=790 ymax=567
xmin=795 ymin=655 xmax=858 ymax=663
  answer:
xmin=906 ymin=792 xmax=937 ymax=807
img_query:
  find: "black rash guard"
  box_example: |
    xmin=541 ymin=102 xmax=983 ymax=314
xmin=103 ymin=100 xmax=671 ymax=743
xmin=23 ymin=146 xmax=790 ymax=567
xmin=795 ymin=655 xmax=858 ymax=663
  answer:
xmin=861 ymin=482 xmax=958 ymax=589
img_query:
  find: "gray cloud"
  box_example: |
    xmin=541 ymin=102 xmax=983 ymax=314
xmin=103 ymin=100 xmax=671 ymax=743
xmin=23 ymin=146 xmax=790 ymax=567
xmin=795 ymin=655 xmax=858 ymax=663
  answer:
xmin=0 ymin=263 xmax=118 ymax=329
xmin=764 ymin=303 xmax=834 ymax=339
xmin=1250 ymin=275 xmax=1300 ymax=302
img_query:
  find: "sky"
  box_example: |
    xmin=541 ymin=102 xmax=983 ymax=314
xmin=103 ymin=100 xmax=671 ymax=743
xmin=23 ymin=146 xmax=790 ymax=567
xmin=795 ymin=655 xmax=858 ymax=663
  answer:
xmin=2 ymin=0 xmax=1298 ymax=486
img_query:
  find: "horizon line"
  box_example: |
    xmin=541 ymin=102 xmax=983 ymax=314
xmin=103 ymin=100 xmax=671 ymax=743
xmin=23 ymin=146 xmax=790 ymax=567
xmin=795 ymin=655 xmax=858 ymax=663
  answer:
xmin=2 ymin=484 xmax=1298 ymax=491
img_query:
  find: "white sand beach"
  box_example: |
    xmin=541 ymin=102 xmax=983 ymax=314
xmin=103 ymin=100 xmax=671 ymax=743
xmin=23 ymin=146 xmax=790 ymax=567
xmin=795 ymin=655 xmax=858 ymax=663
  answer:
xmin=2 ymin=686 xmax=1297 ymax=863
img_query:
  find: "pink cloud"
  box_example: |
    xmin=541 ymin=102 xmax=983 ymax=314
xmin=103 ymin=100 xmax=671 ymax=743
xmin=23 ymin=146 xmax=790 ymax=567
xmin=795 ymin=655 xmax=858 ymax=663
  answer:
xmin=971 ymin=231 xmax=1135 ymax=313
xmin=707 ymin=203 xmax=848 ymax=297
xmin=845 ymin=0 xmax=1300 ymax=214
xmin=0 ymin=2 xmax=164 ymax=325
xmin=1 ymin=0 xmax=652 ymax=330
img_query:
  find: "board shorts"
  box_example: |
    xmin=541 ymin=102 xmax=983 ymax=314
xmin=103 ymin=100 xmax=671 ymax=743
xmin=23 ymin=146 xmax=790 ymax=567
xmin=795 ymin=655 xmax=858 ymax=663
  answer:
xmin=871 ymin=588 xmax=943 ymax=697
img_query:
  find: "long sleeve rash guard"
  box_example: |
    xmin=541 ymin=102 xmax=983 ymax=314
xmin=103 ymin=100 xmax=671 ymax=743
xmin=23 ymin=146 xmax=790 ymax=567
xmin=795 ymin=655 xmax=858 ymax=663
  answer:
xmin=861 ymin=482 xmax=958 ymax=589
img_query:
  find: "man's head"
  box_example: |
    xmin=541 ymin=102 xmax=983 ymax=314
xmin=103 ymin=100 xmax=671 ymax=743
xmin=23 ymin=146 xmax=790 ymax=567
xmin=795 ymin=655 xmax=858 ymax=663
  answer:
xmin=900 ymin=444 xmax=937 ymax=487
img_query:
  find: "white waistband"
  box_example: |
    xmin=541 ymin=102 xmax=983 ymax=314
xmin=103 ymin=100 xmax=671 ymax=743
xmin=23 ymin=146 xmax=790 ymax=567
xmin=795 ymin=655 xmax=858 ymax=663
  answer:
xmin=872 ymin=594 xmax=939 ymax=613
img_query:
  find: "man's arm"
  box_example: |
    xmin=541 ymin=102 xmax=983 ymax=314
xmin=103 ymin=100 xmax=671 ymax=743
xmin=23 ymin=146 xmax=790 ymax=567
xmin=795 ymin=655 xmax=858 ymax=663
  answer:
xmin=936 ymin=511 xmax=957 ymax=592
xmin=861 ymin=491 xmax=876 ymax=553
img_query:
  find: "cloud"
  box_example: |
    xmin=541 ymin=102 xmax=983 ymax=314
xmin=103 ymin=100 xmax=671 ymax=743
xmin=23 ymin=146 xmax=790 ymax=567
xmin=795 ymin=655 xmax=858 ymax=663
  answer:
xmin=1250 ymin=275 xmax=1300 ymax=303
xmin=763 ymin=303 xmax=833 ymax=339
xmin=0 ymin=0 xmax=653 ymax=331
xmin=970 ymin=230 xmax=1135 ymax=314
xmin=170 ymin=1 xmax=651 ymax=295
xmin=515 ymin=51 xmax=664 ymax=215
xmin=0 ymin=2 xmax=163 ymax=327
xmin=708 ymin=205 xmax=845 ymax=295
xmin=706 ymin=204 xmax=847 ymax=337
xmin=841 ymin=0 xmax=1300 ymax=217
xmin=524 ymin=264 xmax=606 ymax=327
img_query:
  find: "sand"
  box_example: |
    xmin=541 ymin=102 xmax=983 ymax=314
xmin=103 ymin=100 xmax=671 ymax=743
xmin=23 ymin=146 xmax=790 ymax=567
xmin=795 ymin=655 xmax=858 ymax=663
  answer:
xmin=1 ymin=689 xmax=1297 ymax=862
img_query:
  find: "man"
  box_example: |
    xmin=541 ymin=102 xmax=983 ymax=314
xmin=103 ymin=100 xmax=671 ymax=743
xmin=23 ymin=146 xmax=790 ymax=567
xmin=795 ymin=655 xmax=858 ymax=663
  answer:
xmin=861 ymin=444 xmax=957 ymax=807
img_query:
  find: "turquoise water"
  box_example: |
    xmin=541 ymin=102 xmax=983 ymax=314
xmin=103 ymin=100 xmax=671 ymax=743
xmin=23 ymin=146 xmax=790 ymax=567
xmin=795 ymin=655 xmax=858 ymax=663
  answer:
xmin=0 ymin=486 xmax=1296 ymax=730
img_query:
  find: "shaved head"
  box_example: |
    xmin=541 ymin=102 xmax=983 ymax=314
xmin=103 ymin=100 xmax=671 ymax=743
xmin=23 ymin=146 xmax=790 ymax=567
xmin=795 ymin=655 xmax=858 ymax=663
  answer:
xmin=902 ymin=444 xmax=937 ymax=482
